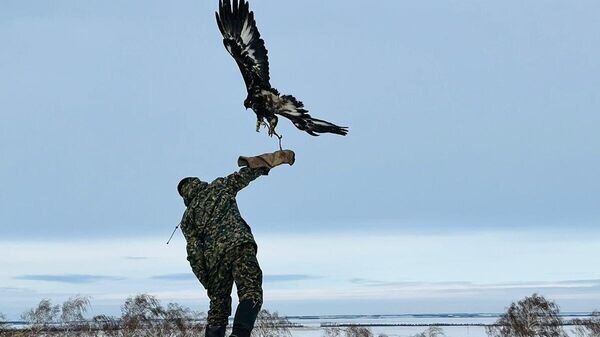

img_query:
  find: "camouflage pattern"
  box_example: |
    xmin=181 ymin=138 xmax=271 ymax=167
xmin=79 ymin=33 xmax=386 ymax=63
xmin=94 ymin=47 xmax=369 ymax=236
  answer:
xmin=178 ymin=167 xmax=268 ymax=326
xmin=205 ymin=243 xmax=263 ymax=326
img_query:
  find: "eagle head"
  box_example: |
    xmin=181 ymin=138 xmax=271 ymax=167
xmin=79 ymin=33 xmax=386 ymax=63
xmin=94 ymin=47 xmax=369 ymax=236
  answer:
xmin=244 ymin=97 xmax=253 ymax=110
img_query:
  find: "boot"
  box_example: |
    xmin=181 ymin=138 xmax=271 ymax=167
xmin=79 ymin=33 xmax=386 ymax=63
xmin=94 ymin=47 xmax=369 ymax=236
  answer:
xmin=231 ymin=299 xmax=262 ymax=337
xmin=206 ymin=325 xmax=227 ymax=337
xmin=238 ymin=150 xmax=295 ymax=169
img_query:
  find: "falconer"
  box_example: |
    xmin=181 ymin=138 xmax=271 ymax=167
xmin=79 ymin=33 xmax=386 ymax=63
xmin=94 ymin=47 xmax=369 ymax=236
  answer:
xmin=177 ymin=150 xmax=295 ymax=337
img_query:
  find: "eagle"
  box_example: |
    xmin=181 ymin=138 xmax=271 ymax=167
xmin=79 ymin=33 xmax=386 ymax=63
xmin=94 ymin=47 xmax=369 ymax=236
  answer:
xmin=216 ymin=0 xmax=348 ymax=146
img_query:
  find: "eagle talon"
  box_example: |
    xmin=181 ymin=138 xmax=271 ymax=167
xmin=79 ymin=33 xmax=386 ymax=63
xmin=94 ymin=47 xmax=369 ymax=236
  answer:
xmin=256 ymin=120 xmax=268 ymax=133
xmin=272 ymin=131 xmax=284 ymax=151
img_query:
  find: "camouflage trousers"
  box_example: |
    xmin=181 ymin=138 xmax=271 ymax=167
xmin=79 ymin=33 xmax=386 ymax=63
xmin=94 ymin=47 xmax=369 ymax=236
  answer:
xmin=202 ymin=244 xmax=263 ymax=327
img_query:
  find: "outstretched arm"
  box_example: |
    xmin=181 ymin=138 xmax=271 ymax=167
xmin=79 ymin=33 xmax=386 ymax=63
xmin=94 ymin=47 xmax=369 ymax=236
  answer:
xmin=224 ymin=167 xmax=270 ymax=193
xmin=226 ymin=150 xmax=296 ymax=193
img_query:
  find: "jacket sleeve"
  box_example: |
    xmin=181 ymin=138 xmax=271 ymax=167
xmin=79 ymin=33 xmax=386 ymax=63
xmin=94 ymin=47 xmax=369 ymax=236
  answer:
xmin=187 ymin=243 xmax=208 ymax=289
xmin=223 ymin=167 xmax=270 ymax=193
xmin=180 ymin=209 xmax=209 ymax=289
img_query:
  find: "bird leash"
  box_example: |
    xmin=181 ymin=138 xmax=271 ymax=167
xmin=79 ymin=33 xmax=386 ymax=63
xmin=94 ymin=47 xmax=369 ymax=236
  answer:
xmin=167 ymin=209 xmax=189 ymax=245
xmin=166 ymin=223 xmax=181 ymax=245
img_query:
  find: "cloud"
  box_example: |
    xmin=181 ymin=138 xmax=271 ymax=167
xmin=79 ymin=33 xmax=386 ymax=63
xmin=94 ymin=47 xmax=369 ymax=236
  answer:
xmin=2 ymin=232 xmax=599 ymax=315
xmin=151 ymin=273 xmax=195 ymax=281
xmin=151 ymin=273 xmax=319 ymax=283
xmin=0 ymin=286 xmax=36 ymax=295
xmin=451 ymin=280 xmax=600 ymax=291
xmin=264 ymin=275 xmax=320 ymax=282
xmin=343 ymin=279 xmax=600 ymax=294
xmin=348 ymin=278 xmax=384 ymax=286
xmin=348 ymin=278 xmax=471 ymax=288
xmin=124 ymin=256 xmax=150 ymax=260
xmin=14 ymin=274 xmax=125 ymax=284
xmin=0 ymin=287 xmax=25 ymax=292
xmin=556 ymin=279 xmax=600 ymax=286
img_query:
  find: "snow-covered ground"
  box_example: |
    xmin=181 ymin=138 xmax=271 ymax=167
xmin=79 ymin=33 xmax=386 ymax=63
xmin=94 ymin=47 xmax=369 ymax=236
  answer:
xmin=290 ymin=326 xmax=487 ymax=337
xmin=287 ymin=316 xmax=491 ymax=337
xmin=2 ymin=314 xmax=590 ymax=337
xmin=285 ymin=314 xmax=588 ymax=337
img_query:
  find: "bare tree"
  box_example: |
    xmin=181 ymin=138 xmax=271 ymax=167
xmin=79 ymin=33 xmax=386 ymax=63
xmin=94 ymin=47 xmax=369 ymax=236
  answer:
xmin=0 ymin=314 xmax=14 ymax=337
xmin=0 ymin=313 xmax=7 ymax=332
xmin=572 ymin=311 xmax=600 ymax=337
xmin=21 ymin=299 xmax=60 ymax=330
xmin=324 ymin=327 xmax=344 ymax=337
xmin=252 ymin=309 xmax=292 ymax=337
xmin=61 ymin=295 xmax=92 ymax=336
xmin=486 ymin=294 xmax=567 ymax=337
xmin=91 ymin=315 xmax=122 ymax=337
xmin=412 ymin=327 xmax=446 ymax=337
xmin=161 ymin=302 xmax=205 ymax=337
xmin=61 ymin=295 xmax=91 ymax=323
xmin=119 ymin=293 xmax=205 ymax=337
xmin=120 ymin=294 xmax=167 ymax=337
xmin=345 ymin=326 xmax=373 ymax=337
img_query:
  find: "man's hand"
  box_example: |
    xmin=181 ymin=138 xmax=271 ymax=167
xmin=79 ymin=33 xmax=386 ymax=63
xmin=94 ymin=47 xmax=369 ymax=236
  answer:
xmin=238 ymin=150 xmax=296 ymax=169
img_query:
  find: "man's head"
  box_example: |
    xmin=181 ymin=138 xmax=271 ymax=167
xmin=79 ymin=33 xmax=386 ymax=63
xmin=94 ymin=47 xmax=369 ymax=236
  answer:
xmin=177 ymin=177 xmax=208 ymax=207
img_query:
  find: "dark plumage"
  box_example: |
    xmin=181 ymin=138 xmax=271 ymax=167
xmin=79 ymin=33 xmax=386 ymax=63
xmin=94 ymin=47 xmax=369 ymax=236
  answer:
xmin=216 ymin=0 xmax=348 ymax=138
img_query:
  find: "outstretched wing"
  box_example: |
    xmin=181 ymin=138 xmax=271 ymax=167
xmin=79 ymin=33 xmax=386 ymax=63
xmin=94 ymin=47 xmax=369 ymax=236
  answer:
xmin=216 ymin=0 xmax=270 ymax=90
xmin=274 ymin=94 xmax=349 ymax=136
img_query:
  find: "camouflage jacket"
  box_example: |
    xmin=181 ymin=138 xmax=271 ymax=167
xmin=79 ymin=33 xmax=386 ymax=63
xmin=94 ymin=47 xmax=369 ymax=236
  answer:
xmin=179 ymin=167 xmax=269 ymax=280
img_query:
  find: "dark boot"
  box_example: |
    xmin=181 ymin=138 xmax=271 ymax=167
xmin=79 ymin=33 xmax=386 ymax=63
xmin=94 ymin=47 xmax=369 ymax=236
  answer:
xmin=206 ymin=325 xmax=227 ymax=337
xmin=231 ymin=299 xmax=262 ymax=337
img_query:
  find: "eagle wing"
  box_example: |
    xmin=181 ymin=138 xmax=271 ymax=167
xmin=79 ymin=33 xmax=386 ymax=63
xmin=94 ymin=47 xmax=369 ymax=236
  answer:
xmin=216 ymin=0 xmax=270 ymax=90
xmin=274 ymin=93 xmax=349 ymax=136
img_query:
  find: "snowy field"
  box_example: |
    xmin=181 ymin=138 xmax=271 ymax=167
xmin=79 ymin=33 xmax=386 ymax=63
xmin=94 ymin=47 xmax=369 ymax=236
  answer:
xmin=286 ymin=316 xmax=492 ymax=337
xmin=284 ymin=315 xmax=589 ymax=337
xmin=290 ymin=326 xmax=487 ymax=337
xmin=3 ymin=314 xmax=591 ymax=337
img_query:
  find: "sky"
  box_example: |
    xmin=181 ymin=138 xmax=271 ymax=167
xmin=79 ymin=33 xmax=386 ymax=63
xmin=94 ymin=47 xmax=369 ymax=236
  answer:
xmin=1 ymin=0 xmax=600 ymax=320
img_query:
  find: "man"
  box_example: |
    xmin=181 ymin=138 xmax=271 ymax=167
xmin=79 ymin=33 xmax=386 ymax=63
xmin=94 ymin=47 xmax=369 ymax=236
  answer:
xmin=177 ymin=150 xmax=295 ymax=337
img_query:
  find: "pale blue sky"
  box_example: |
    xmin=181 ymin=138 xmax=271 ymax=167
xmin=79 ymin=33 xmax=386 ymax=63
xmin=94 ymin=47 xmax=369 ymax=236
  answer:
xmin=1 ymin=0 xmax=599 ymax=319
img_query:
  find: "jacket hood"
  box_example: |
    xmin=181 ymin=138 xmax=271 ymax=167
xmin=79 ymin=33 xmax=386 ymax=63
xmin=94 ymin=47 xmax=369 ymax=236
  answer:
xmin=178 ymin=177 xmax=208 ymax=207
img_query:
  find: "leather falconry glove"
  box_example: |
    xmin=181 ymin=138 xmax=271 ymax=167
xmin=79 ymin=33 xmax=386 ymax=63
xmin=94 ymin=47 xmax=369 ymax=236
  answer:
xmin=238 ymin=150 xmax=296 ymax=169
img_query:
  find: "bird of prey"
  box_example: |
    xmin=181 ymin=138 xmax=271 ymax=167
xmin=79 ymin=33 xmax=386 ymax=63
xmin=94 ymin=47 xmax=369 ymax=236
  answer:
xmin=216 ymin=0 xmax=348 ymax=146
